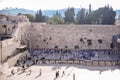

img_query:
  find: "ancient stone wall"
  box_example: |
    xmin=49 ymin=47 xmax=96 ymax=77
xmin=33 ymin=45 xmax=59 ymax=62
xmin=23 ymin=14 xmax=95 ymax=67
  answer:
xmin=0 ymin=38 xmax=20 ymax=62
xmin=28 ymin=24 xmax=120 ymax=50
xmin=7 ymin=50 xmax=28 ymax=68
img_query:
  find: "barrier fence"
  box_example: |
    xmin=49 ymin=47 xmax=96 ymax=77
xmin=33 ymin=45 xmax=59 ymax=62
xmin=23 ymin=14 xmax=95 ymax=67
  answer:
xmin=37 ymin=59 xmax=120 ymax=66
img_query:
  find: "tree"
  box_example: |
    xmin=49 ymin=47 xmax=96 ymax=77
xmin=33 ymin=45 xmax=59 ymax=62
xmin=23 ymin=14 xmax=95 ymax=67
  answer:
xmin=76 ymin=5 xmax=116 ymax=25
xmin=90 ymin=6 xmax=116 ymax=24
xmin=76 ymin=8 xmax=86 ymax=24
xmin=24 ymin=14 xmax=35 ymax=22
xmin=85 ymin=12 xmax=92 ymax=24
xmin=54 ymin=10 xmax=62 ymax=18
xmin=48 ymin=16 xmax=64 ymax=24
xmin=41 ymin=16 xmax=46 ymax=22
xmin=35 ymin=12 xmax=39 ymax=22
xmin=35 ymin=9 xmax=47 ymax=22
xmin=64 ymin=7 xmax=75 ymax=24
xmin=48 ymin=11 xmax=64 ymax=24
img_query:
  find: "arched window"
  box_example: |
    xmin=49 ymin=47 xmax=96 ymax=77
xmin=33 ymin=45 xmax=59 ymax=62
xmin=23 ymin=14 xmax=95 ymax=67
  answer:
xmin=2 ymin=25 xmax=7 ymax=34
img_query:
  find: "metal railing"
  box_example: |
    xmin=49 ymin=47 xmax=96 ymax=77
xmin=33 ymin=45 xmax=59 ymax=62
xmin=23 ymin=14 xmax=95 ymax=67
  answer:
xmin=36 ymin=59 xmax=120 ymax=66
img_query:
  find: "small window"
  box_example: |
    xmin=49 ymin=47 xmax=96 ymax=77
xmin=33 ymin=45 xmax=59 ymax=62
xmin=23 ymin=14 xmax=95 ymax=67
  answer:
xmin=2 ymin=25 xmax=7 ymax=34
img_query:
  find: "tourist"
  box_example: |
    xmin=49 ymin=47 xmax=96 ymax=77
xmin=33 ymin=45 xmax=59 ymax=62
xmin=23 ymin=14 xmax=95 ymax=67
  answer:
xmin=36 ymin=59 xmax=38 ymax=64
xmin=21 ymin=65 xmax=25 ymax=73
xmin=39 ymin=68 xmax=42 ymax=76
xmin=11 ymin=69 xmax=15 ymax=75
xmin=63 ymin=71 xmax=65 ymax=75
xmin=26 ymin=69 xmax=32 ymax=75
xmin=61 ymin=70 xmax=65 ymax=77
xmin=58 ymin=71 xmax=59 ymax=77
xmin=55 ymin=71 xmax=59 ymax=78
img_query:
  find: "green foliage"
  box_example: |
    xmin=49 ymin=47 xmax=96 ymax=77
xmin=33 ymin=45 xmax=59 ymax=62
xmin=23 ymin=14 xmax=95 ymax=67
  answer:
xmin=64 ymin=7 xmax=75 ymax=24
xmin=48 ymin=16 xmax=64 ymax=24
xmin=76 ymin=6 xmax=116 ymax=25
xmin=91 ymin=6 xmax=116 ymax=24
xmin=54 ymin=10 xmax=62 ymax=19
xmin=35 ymin=9 xmax=48 ymax=22
xmin=48 ymin=11 xmax=64 ymax=24
xmin=24 ymin=14 xmax=35 ymax=22
xmin=76 ymin=8 xmax=86 ymax=24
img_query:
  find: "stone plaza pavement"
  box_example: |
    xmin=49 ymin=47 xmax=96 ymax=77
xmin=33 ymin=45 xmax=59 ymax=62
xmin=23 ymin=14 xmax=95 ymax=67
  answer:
xmin=0 ymin=64 xmax=120 ymax=80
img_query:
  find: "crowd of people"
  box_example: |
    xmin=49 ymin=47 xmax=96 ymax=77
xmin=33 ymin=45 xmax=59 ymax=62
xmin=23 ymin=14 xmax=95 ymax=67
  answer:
xmin=15 ymin=49 xmax=120 ymax=70
xmin=30 ymin=49 xmax=120 ymax=61
xmin=12 ymin=49 xmax=120 ymax=79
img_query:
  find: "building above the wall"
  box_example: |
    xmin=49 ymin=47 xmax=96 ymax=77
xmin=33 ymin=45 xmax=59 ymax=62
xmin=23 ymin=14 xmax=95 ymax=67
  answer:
xmin=0 ymin=13 xmax=29 ymax=23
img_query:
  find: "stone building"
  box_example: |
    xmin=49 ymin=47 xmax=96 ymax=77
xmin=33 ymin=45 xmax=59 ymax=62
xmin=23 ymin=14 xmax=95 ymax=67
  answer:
xmin=0 ymin=13 xmax=29 ymax=23
xmin=0 ymin=14 xmax=29 ymax=63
